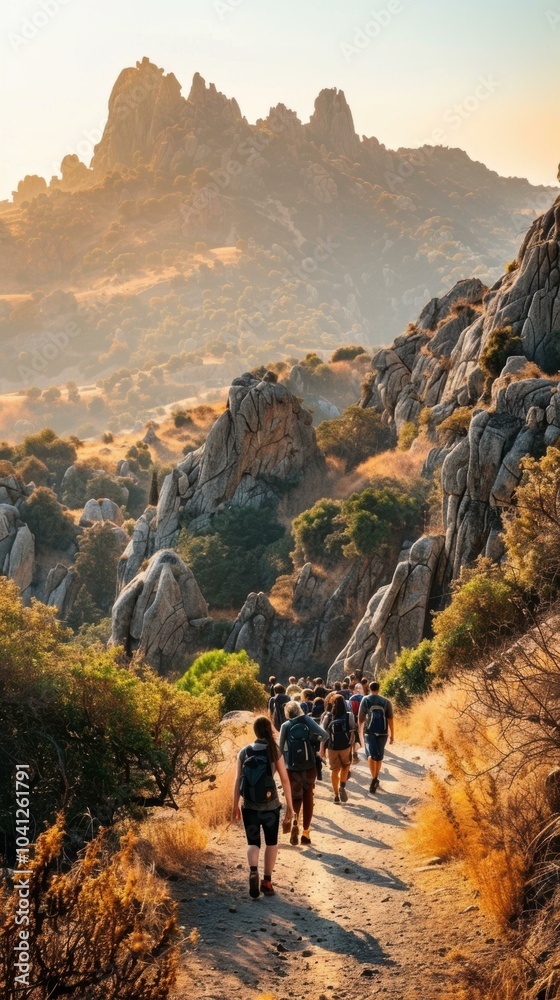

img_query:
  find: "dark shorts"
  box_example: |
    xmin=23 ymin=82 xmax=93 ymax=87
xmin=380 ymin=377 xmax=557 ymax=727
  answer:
xmin=365 ymin=734 xmax=388 ymax=761
xmin=241 ymin=806 xmax=281 ymax=847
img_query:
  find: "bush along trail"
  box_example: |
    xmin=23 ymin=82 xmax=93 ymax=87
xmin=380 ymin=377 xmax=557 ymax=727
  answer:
xmin=173 ymin=743 xmax=503 ymax=1000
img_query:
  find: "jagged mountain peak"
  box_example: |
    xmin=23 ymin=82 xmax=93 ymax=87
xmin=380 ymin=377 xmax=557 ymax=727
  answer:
xmin=187 ymin=71 xmax=243 ymax=122
xmin=307 ymin=86 xmax=361 ymax=159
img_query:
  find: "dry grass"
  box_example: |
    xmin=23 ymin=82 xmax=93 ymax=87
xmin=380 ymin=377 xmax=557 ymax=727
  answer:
xmin=139 ymin=720 xmax=254 ymax=876
xmin=340 ymin=440 xmax=431 ymax=496
xmin=269 ymin=571 xmax=298 ymax=617
xmin=403 ymin=685 xmax=547 ymax=928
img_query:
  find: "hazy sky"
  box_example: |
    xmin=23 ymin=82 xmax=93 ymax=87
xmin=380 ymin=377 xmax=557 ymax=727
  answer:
xmin=1 ymin=0 xmax=559 ymax=199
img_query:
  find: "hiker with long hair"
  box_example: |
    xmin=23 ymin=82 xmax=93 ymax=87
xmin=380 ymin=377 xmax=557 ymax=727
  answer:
xmin=279 ymin=702 xmax=328 ymax=846
xmin=232 ymin=716 xmax=294 ymax=899
xmin=320 ymin=693 xmax=356 ymax=803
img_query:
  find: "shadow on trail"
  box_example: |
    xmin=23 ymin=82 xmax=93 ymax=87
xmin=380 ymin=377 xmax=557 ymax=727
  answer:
xmin=301 ymin=847 xmax=409 ymax=890
xmin=311 ymin=812 xmax=390 ymax=849
xmin=384 ymin=751 xmax=426 ymax=777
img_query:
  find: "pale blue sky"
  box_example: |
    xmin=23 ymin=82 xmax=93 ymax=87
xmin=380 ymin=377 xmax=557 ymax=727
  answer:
xmin=1 ymin=0 xmax=559 ymax=199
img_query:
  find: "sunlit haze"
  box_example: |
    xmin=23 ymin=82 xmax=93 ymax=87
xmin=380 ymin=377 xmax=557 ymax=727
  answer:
xmin=1 ymin=0 xmax=559 ymax=200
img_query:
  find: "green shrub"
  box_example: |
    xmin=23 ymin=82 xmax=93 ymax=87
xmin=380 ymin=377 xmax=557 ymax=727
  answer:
xmin=15 ymin=454 xmax=50 ymax=485
xmin=503 ymin=447 xmax=560 ymax=593
xmin=178 ymin=506 xmax=290 ymax=608
xmin=0 ymin=578 xmax=221 ymax=851
xmin=479 ymin=326 xmax=523 ymax=380
xmin=316 ymin=405 xmax=394 ymax=472
xmin=73 ymin=521 xmax=124 ymax=614
xmin=19 ymin=427 xmax=77 ymax=483
xmin=338 ymin=486 xmax=422 ymax=558
xmin=397 ymin=421 xmax=418 ymax=451
xmin=436 ymin=406 xmax=473 ymax=444
xmin=172 ymin=409 xmax=194 ymax=428
xmin=292 ymin=498 xmax=342 ymax=565
xmin=177 ymin=649 xmax=267 ymax=715
xmin=430 ymin=565 xmax=522 ymax=679
xmin=330 ymin=345 xmax=367 ymax=362
xmin=86 ymin=472 xmax=129 ymax=507
xmin=380 ymin=640 xmax=433 ymax=707
xmin=20 ymin=486 xmax=76 ymax=549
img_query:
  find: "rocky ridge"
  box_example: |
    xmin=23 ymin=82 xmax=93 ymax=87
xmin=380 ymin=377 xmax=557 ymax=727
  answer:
xmin=327 ymin=195 xmax=560 ymax=678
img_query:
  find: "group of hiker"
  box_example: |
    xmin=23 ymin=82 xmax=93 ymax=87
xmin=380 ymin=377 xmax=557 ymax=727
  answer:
xmin=232 ymin=671 xmax=394 ymax=899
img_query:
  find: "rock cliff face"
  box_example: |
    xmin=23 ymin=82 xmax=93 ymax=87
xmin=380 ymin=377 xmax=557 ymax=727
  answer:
xmin=118 ymin=373 xmax=325 ymax=585
xmin=225 ymin=543 xmax=405 ymax=677
xmin=328 ymin=194 xmax=560 ymax=676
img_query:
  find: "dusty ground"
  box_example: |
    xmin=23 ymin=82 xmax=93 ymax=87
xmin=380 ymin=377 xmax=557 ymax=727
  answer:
xmin=173 ymin=743 xmax=503 ymax=1000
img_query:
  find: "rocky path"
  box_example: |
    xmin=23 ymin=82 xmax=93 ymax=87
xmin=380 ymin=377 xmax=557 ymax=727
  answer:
xmin=173 ymin=744 xmax=501 ymax=1000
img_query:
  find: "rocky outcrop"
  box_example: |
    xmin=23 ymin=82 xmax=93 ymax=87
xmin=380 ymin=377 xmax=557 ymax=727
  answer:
xmin=44 ymin=563 xmax=80 ymax=617
xmin=118 ymin=373 xmax=324 ymax=583
xmin=91 ymin=58 xmax=187 ymax=178
xmin=307 ymin=88 xmax=361 ymax=161
xmin=79 ymin=498 xmax=124 ymax=527
xmin=226 ymin=552 xmax=397 ymax=679
xmin=111 ymin=549 xmax=211 ymax=672
xmin=0 ymin=505 xmax=34 ymax=599
xmin=328 ymin=536 xmax=445 ymax=680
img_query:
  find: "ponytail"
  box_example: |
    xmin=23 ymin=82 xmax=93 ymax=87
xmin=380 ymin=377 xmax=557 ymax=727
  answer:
xmin=253 ymin=715 xmax=280 ymax=764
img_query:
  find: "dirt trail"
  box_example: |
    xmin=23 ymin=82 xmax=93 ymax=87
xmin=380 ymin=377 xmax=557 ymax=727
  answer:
xmin=174 ymin=744 xmax=501 ymax=1000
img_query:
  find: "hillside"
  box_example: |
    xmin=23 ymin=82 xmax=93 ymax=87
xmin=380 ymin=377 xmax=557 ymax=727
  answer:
xmin=0 ymin=56 xmax=556 ymax=393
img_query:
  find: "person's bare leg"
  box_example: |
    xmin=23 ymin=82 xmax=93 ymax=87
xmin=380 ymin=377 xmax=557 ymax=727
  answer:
xmin=263 ymin=844 xmax=278 ymax=877
xmin=331 ymin=768 xmax=340 ymax=795
xmin=247 ymin=845 xmax=259 ymax=868
xmin=367 ymin=756 xmax=377 ymax=779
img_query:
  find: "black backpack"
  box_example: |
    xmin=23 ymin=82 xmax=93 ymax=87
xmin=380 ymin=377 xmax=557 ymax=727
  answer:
xmin=364 ymin=695 xmax=389 ymax=736
xmin=240 ymin=743 xmax=277 ymax=805
xmin=326 ymin=712 xmax=351 ymax=751
xmin=285 ymin=718 xmax=315 ymax=771
xmin=271 ymin=694 xmax=290 ymax=732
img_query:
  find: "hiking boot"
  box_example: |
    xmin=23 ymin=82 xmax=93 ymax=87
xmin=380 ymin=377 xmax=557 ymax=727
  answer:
xmin=290 ymin=821 xmax=299 ymax=846
xmin=300 ymin=832 xmax=311 ymax=845
xmin=339 ymin=785 xmax=348 ymax=803
xmin=374 ymin=777 xmax=380 ymax=791
xmin=369 ymin=778 xmax=377 ymax=794
xmin=333 ymin=794 xmax=340 ymax=804
xmin=249 ymin=870 xmax=260 ymax=899
xmin=260 ymin=879 xmax=275 ymax=897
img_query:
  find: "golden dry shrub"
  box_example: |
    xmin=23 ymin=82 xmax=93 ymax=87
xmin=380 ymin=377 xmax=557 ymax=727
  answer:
xmin=0 ymin=820 xmax=179 ymax=1000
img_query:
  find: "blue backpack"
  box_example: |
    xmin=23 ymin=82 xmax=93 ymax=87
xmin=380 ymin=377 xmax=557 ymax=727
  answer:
xmin=364 ymin=696 xmax=389 ymax=736
xmin=285 ymin=718 xmax=315 ymax=771
xmin=240 ymin=744 xmax=276 ymax=804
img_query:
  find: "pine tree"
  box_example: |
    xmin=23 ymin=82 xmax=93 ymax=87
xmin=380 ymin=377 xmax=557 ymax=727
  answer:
xmin=149 ymin=469 xmax=159 ymax=506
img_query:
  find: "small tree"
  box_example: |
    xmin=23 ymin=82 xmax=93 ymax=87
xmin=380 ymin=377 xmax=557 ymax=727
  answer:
xmin=20 ymin=487 xmax=76 ymax=549
xmin=503 ymin=447 xmax=560 ymax=594
xmin=177 ymin=650 xmax=267 ymax=715
xmin=73 ymin=522 xmax=123 ymax=613
xmin=380 ymin=640 xmax=433 ymax=707
xmin=149 ymin=469 xmax=160 ymax=506
xmin=430 ymin=564 xmax=523 ymax=679
xmin=316 ymin=406 xmax=394 ymax=472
